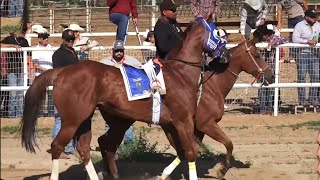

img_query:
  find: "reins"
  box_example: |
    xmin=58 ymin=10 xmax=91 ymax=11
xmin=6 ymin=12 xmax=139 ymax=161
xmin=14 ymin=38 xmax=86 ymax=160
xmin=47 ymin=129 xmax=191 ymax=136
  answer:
xmin=168 ymin=57 xmax=203 ymax=68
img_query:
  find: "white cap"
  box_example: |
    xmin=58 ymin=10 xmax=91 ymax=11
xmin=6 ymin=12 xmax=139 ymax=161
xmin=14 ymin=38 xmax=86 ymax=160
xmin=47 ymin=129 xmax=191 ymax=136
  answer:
xmin=66 ymin=23 xmax=85 ymax=32
xmin=245 ymin=0 xmax=262 ymax=11
xmin=31 ymin=24 xmax=47 ymax=33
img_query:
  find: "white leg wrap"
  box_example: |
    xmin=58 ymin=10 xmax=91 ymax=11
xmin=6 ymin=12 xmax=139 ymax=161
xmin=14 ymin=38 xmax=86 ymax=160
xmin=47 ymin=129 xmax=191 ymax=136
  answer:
xmin=85 ymin=159 xmax=99 ymax=180
xmin=160 ymin=157 xmax=181 ymax=179
xmin=50 ymin=159 xmax=59 ymax=180
xmin=188 ymin=162 xmax=198 ymax=180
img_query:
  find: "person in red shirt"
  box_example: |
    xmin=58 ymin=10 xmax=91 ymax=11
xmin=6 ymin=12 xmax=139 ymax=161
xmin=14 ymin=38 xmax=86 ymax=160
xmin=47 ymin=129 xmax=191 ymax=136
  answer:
xmin=107 ymin=0 xmax=138 ymax=43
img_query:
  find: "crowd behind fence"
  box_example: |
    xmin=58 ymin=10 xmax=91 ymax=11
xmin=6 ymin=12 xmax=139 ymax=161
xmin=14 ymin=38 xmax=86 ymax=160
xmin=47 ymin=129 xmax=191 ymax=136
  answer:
xmin=1 ymin=44 xmax=319 ymax=118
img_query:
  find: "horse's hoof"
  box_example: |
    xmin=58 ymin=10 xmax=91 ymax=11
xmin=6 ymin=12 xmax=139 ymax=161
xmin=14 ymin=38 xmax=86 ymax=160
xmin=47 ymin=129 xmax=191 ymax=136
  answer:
xmin=215 ymin=163 xmax=227 ymax=180
xmin=157 ymin=174 xmax=168 ymax=180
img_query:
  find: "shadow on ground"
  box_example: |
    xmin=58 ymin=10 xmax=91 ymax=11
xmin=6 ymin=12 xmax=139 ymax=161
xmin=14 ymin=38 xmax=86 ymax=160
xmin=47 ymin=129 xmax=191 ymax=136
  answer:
xmin=23 ymin=153 xmax=250 ymax=180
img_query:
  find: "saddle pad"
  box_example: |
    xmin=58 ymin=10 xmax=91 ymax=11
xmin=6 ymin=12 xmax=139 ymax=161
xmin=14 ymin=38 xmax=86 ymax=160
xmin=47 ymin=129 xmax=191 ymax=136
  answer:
xmin=120 ymin=65 xmax=152 ymax=101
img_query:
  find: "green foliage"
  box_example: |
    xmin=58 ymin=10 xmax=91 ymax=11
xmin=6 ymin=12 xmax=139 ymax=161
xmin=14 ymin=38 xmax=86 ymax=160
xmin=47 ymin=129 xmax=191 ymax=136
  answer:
xmin=117 ymin=127 xmax=171 ymax=162
xmin=1 ymin=126 xmax=51 ymax=135
xmin=1 ymin=25 xmax=20 ymax=34
xmin=276 ymin=120 xmax=320 ymax=131
xmin=1 ymin=126 xmax=20 ymax=134
xmin=198 ymin=144 xmax=216 ymax=160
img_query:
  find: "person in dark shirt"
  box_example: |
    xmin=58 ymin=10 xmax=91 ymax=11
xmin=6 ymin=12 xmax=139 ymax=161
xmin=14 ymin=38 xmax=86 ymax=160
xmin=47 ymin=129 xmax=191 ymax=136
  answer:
xmin=1 ymin=29 xmax=30 ymax=117
xmin=52 ymin=29 xmax=79 ymax=68
xmin=51 ymin=29 xmax=80 ymax=159
xmin=107 ymin=0 xmax=138 ymax=42
xmin=154 ymin=0 xmax=184 ymax=60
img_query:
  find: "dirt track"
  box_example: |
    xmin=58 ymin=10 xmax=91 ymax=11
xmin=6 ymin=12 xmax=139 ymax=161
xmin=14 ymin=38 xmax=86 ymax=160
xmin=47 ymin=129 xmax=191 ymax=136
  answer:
xmin=1 ymin=113 xmax=319 ymax=180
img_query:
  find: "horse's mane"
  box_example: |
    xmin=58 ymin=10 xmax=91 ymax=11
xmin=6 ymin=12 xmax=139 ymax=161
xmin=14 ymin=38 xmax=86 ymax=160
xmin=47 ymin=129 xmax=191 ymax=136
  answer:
xmin=165 ymin=21 xmax=199 ymax=59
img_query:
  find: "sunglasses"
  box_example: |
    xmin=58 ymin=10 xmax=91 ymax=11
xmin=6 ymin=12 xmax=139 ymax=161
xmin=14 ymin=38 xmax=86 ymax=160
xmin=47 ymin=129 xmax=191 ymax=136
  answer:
xmin=114 ymin=49 xmax=124 ymax=53
xmin=66 ymin=38 xmax=75 ymax=42
xmin=168 ymin=9 xmax=176 ymax=13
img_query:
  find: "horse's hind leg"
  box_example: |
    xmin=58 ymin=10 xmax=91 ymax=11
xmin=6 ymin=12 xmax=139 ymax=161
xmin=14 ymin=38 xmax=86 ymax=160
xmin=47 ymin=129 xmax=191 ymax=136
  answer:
xmin=75 ymin=116 xmax=99 ymax=180
xmin=50 ymin=123 xmax=78 ymax=180
xmin=98 ymin=113 xmax=133 ymax=179
xmin=196 ymin=121 xmax=233 ymax=180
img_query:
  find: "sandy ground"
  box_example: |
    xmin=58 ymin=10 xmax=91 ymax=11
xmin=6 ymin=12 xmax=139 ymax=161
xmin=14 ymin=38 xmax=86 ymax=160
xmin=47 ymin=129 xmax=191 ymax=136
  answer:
xmin=1 ymin=113 xmax=319 ymax=180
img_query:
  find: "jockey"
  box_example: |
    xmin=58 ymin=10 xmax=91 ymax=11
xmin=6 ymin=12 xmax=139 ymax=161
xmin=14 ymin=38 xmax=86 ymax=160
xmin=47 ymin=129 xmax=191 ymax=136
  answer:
xmin=154 ymin=0 xmax=184 ymax=60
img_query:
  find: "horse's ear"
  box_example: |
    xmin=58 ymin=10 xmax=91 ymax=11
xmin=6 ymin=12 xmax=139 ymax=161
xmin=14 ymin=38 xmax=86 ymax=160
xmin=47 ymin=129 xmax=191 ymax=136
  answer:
xmin=207 ymin=13 xmax=213 ymax=23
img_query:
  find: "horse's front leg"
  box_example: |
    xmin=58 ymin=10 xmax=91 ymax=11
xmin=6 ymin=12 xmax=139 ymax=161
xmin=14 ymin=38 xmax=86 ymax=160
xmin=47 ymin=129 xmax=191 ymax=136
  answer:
xmin=196 ymin=120 xmax=233 ymax=180
xmin=172 ymin=119 xmax=199 ymax=180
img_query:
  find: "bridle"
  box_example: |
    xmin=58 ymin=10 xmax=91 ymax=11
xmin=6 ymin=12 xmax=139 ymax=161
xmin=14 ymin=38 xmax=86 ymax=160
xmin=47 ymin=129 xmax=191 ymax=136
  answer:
xmin=226 ymin=41 xmax=269 ymax=85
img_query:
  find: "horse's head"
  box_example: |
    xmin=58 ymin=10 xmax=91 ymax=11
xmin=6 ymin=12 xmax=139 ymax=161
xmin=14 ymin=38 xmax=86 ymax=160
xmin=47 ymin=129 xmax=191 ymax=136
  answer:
xmin=229 ymin=41 xmax=275 ymax=86
xmin=170 ymin=19 xmax=224 ymax=67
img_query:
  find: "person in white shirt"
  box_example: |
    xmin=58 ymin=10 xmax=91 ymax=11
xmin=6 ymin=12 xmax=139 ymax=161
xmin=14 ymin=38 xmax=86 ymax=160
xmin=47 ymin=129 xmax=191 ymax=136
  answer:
xmin=292 ymin=9 xmax=320 ymax=106
xmin=142 ymin=30 xmax=156 ymax=61
xmin=66 ymin=23 xmax=99 ymax=61
xmin=32 ymin=26 xmax=54 ymax=116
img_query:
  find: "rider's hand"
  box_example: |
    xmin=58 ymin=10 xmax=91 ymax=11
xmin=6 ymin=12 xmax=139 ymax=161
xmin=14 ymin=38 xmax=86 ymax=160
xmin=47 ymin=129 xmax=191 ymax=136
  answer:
xmin=132 ymin=18 xmax=138 ymax=26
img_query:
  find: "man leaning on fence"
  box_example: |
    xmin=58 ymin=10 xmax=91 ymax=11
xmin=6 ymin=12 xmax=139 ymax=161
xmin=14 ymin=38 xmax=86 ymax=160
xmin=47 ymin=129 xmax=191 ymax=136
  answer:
xmin=240 ymin=0 xmax=268 ymax=41
xmin=51 ymin=29 xmax=80 ymax=159
xmin=66 ymin=23 xmax=99 ymax=61
xmin=0 ymin=27 xmax=30 ymax=117
xmin=107 ymin=0 xmax=138 ymax=42
xmin=154 ymin=0 xmax=184 ymax=60
xmin=101 ymin=40 xmax=141 ymax=144
xmin=292 ymin=9 xmax=320 ymax=107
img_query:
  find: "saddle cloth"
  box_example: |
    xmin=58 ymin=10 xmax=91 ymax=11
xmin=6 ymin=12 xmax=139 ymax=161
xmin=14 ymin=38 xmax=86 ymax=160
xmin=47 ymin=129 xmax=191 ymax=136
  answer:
xmin=102 ymin=59 xmax=166 ymax=101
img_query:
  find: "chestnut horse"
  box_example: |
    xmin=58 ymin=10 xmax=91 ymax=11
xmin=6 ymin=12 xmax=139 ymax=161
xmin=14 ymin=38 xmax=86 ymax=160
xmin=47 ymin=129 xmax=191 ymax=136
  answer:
xmin=97 ymin=29 xmax=275 ymax=180
xmin=20 ymin=21 xmax=274 ymax=180
xmin=21 ymin=20 xmax=214 ymax=180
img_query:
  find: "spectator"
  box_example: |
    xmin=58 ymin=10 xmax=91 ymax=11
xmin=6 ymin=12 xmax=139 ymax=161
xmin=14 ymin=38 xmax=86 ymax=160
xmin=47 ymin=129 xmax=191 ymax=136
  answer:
xmin=1 ymin=27 xmax=30 ymax=117
xmin=142 ymin=30 xmax=156 ymax=61
xmin=8 ymin=0 xmax=23 ymax=17
xmin=32 ymin=26 xmax=54 ymax=116
xmin=101 ymin=40 xmax=141 ymax=144
xmin=240 ymin=0 xmax=268 ymax=41
xmin=277 ymin=0 xmax=308 ymax=31
xmin=257 ymin=24 xmax=288 ymax=115
xmin=191 ymin=0 xmax=220 ymax=21
xmin=154 ymin=0 xmax=184 ymax=60
xmin=292 ymin=9 xmax=320 ymax=106
xmin=143 ymin=30 xmax=155 ymax=46
xmin=107 ymin=0 xmax=138 ymax=43
xmin=67 ymin=23 xmax=99 ymax=61
xmin=51 ymin=29 xmax=80 ymax=159
xmin=0 ymin=50 xmax=9 ymax=117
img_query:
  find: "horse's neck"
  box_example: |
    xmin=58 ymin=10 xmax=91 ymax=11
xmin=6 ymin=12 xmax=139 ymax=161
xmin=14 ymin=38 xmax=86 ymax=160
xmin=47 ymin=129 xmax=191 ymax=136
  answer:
xmin=214 ymin=67 xmax=239 ymax=98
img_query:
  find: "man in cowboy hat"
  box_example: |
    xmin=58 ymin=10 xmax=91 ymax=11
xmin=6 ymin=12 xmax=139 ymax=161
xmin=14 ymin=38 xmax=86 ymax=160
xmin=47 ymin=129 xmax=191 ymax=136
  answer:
xmin=67 ymin=23 xmax=99 ymax=61
xmin=154 ymin=0 xmax=184 ymax=60
xmin=240 ymin=0 xmax=269 ymax=40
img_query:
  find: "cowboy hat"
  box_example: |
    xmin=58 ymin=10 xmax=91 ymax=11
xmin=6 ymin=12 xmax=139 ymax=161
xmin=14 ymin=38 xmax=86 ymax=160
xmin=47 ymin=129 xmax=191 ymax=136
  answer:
xmin=67 ymin=23 xmax=85 ymax=32
xmin=245 ymin=0 xmax=262 ymax=11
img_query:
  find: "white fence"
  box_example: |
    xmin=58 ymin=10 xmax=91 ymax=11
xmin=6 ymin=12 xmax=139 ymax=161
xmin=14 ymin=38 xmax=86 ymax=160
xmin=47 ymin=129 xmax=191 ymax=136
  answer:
xmin=1 ymin=44 xmax=320 ymax=118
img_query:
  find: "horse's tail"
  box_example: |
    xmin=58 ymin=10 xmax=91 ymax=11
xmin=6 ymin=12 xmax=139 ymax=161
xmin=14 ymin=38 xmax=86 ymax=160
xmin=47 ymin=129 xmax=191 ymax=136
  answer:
xmin=20 ymin=68 xmax=61 ymax=153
